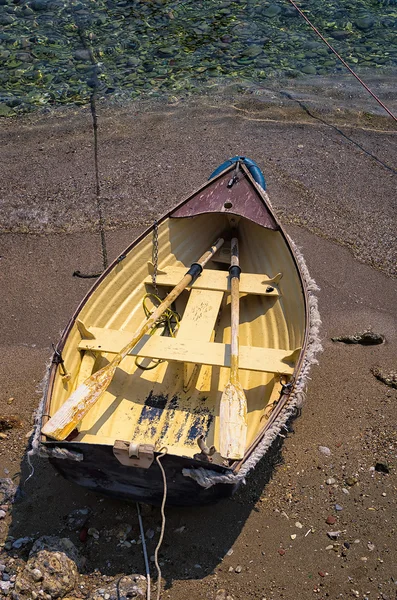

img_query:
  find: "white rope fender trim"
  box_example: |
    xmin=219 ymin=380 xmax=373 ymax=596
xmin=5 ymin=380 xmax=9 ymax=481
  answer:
xmin=27 ymin=357 xmax=83 ymax=483
xmin=183 ymin=238 xmax=322 ymax=488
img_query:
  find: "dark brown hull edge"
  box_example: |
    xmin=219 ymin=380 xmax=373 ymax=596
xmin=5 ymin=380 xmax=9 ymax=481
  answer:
xmin=47 ymin=442 xmax=237 ymax=506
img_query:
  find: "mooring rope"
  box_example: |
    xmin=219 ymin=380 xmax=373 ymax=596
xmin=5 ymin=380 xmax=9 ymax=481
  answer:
xmin=136 ymin=503 xmax=151 ymax=600
xmin=76 ymin=22 xmax=109 ymax=272
xmin=154 ymin=448 xmax=168 ymax=600
xmin=287 ymin=0 xmax=397 ymax=123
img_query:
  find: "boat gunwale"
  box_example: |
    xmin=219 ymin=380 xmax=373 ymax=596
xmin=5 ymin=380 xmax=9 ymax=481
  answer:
xmin=41 ymin=162 xmax=310 ymax=477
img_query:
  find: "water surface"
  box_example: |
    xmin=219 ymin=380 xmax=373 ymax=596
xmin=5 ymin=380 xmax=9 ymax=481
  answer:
xmin=0 ymin=0 xmax=396 ymax=115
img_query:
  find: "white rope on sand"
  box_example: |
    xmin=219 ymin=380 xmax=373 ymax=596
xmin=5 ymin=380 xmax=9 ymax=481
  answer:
xmin=183 ymin=237 xmax=322 ymax=488
xmin=154 ymin=449 xmax=168 ymax=600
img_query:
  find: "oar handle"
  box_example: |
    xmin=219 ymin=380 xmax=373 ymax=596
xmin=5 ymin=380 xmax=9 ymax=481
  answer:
xmin=229 ymin=237 xmax=241 ymax=384
xmin=116 ymin=237 xmax=225 ymax=363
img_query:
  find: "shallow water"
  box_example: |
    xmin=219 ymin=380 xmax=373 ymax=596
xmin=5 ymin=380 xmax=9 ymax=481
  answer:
xmin=0 ymin=0 xmax=396 ymax=115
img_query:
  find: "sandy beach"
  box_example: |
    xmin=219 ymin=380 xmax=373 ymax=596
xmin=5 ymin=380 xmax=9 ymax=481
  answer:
xmin=0 ymin=94 xmax=396 ymax=599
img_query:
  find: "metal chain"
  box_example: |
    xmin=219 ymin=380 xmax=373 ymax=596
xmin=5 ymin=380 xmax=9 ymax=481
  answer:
xmin=152 ymin=220 xmax=159 ymax=295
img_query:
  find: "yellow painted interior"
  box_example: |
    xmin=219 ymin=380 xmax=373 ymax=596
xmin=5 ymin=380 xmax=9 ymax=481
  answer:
xmin=48 ymin=214 xmax=306 ymax=464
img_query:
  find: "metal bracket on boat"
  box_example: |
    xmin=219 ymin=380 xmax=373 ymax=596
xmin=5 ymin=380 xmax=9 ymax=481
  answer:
xmin=113 ymin=440 xmax=155 ymax=469
xmin=51 ymin=344 xmax=71 ymax=382
xmin=227 ymin=159 xmax=241 ymax=188
xmin=280 ymin=375 xmax=294 ymax=395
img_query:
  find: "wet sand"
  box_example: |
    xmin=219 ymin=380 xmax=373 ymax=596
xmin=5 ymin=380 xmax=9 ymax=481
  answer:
xmin=0 ymin=94 xmax=396 ymax=599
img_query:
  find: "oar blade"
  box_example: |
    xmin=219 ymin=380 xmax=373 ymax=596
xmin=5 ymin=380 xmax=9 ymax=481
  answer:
xmin=41 ymin=366 xmax=116 ymax=441
xmin=219 ymin=381 xmax=248 ymax=459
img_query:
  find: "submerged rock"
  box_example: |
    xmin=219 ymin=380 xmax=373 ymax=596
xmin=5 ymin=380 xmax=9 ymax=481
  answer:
xmin=242 ymin=45 xmax=263 ymax=58
xmin=355 ymin=16 xmax=374 ymax=30
xmin=30 ymin=0 xmax=49 ymax=10
xmin=301 ymin=65 xmax=317 ymax=75
xmin=263 ymin=4 xmax=281 ymax=17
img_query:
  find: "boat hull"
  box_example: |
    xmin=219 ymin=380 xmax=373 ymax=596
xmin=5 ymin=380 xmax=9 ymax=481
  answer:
xmin=38 ymin=158 xmax=316 ymax=507
xmin=47 ymin=443 xmax=237 ymax=506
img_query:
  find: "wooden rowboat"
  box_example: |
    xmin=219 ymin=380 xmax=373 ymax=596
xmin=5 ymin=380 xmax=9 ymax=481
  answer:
xmin=35 ymin=157 xmax=321 ymax=506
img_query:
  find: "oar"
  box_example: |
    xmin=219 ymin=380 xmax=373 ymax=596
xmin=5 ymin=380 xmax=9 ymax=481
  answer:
xmin=219 ymin=237 xmax=248 ymax=460
xmin=42 ymin=237 xmax=225 ymax=441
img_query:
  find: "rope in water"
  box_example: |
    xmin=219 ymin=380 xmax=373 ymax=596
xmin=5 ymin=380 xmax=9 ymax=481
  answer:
xmin=154 ymin=448 xmax=168 ymax=600
xmin=287 ymin=0 xmax=397 ymax=123
xmin=76 ymin=23 xmax=109 ymax=271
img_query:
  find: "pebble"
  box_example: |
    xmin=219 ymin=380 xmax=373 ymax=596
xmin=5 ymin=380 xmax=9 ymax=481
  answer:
xmin=235 ymin=565 xmax=242 ymax=573
xmin=326 ymin=515 xmax=336 ymax=525
xmin=226 ymin=548 xmax=234 ymax=556
xmin=367 ymin=542 xmax=375 ymax=551
xmin=318 ymin=446 xmax=331 ymax=456
xmin=88 ymin=527 xmax=100 ymax=540
xmin=278 ymin=549 xmax=285 ymax=556
xmin=330 ymin=30 xmax=352 ymax=40
xmin=157 ymin=47 xmax=174 ymax=57
xmin=12 ymin=536 xmax=31 ymax=549
xmin=342 ymin=488 xmax=350 ymax=495
xmin=0 ymin=581 xmax=12 ymax=593
xmin=301 ymin=65 xmax=317 ymax=75
xmin=334 ymin=504 xmax=343 ymax=511
xmin=174 ymin=526 xmax=185 ymax=534
xmin=74 ymin=49 xmax=91 ymax=61
xmin=67 ymin=507 xmax=90 ymax=530
xmin=295 ymin=521 xmax=303 ymax=529
xmin=0 ymin=510 xmax=6 ymax=519
xmin=327 ymin=531 xmax=341 ymax=540
xmin=326 ymin=478 xmax=336 ymax=485
xmin=242 ymin=45 xmax=263 ymax=58
xmin=31 ymin=568 xmax=43 ymax=582
xmin=344 ymin=542 xmax=350 ymax=549
xmin=325 ymin=545 xmax=334 ymax=551
xmin=346 ymin=476 xmax=358 ymax=486
xmin=215 ymin=590 xmax=234 ymax=600
xmin=145 ymin=528 xmax=155 ymax=540
xmin=291 ymin=534 xmax=297 ymax=540
xmin=318 ymin=571 xmax=326 ymax=577
xmin=375 ymin=462 xmax=390 ymax=474
xmin=355 ymin=16 xmax=374 ymax=30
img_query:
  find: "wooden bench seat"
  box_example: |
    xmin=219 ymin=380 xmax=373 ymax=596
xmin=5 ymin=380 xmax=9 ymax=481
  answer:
xmin=144 ymin=265 xmax=282 ymax=297
xmin=176 ymin=288 xmax=224 ymax=389
xmin=78 ymin=326 xmax=299 ymax=375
